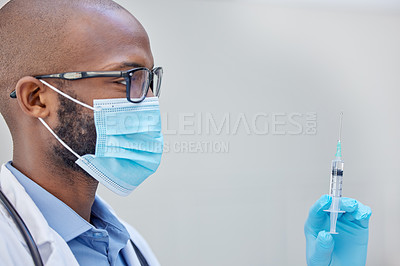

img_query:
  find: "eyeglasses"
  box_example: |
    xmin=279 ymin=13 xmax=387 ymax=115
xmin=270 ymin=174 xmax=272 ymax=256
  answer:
xmin=10 ymin=67 xmax=163 ymax=103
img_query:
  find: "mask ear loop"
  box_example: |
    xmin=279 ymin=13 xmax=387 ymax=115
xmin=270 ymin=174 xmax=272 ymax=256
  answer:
xmin=37 ymin=79 xmax=96 ymax=161
xmin=38 ymin=117 xmax=82 ymax=160
xmin=39 ymin=80 xmax=96 ymax=111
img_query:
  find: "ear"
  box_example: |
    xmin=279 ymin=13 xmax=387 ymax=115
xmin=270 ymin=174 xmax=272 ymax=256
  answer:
xmin=14 ymin=77 xmax=54 ymax=118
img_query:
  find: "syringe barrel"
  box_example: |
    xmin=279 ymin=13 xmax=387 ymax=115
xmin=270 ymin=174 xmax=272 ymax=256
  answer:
xmin=329 ymin=159 xmax=344 ymax=197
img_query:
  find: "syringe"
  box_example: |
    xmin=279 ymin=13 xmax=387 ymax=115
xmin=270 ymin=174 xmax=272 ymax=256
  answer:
xmin=324 ymin=112 xmax=345 ymax=234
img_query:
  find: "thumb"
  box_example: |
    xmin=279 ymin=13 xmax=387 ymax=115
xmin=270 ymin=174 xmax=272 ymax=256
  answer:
xmin=308 ymin=231 xmax=334 ymax=266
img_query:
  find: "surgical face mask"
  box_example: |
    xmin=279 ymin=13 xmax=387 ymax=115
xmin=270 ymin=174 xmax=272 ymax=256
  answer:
xmin=38 ymin=80 xmax=163 ymax=196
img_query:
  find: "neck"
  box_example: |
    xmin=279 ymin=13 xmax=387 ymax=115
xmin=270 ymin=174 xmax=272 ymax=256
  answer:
xmin=12 ymin=151 xmax=98 ymax=222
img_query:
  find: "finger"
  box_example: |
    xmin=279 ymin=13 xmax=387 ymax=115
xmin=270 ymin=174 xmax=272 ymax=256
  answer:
xmin=308 ymin=231 xmax=334 ymax=266
xmin=340 ymin=198 xmax=372 ymax=228
xmin=309 ymin=195 xmax=332 ymax=217
xmin=340 ymin=197 xmax=357 ymax=213
xmin=306 ymin=195 xmax=332 ymax=229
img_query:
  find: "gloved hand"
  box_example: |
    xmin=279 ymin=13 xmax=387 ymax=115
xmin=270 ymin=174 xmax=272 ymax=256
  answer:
xmin=304 ymin=195 xmax=372 ymax=266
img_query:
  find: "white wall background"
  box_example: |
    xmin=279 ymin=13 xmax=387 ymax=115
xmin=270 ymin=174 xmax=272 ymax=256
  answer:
xmin=1 ymin=0 xmax=399 ymax=265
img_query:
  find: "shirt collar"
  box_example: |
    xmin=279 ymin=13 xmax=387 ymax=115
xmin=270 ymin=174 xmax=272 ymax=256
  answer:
xmin=5 ymin=161 xmax=128 ymax=243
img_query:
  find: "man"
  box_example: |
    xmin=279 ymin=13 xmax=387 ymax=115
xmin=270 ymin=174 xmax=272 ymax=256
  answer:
xmin=0 ymin=0 xmax=162 ymax=265
xmin=0 ymin=0 xmax=371 ymax=265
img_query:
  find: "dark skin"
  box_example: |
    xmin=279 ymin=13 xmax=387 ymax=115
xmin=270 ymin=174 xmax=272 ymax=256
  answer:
xmin=11 ymin=8 xmax=154 ymax=222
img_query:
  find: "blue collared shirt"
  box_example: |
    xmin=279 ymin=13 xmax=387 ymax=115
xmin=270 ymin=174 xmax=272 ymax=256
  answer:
xmin=5 ymin=162 xmax=130 ymax=266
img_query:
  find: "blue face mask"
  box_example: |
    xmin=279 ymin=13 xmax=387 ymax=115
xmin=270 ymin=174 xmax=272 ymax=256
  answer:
xmin=38 ymin=80 xmax=163 ymax=196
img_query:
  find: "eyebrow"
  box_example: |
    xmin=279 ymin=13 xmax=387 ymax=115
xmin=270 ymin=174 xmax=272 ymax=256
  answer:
xmin=103 ymin=61 xmax=153 ymax=71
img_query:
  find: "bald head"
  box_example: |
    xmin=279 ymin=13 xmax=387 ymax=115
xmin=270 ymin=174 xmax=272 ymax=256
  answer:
xmin=0 ymin=0 xmax=122 ymax=94
xmin=0 ymin=0 xmax=152 ymax=129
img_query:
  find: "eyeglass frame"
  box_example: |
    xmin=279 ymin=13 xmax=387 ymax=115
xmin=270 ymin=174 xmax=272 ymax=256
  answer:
xmin=9 ymin=66 xmax=163 ymax=103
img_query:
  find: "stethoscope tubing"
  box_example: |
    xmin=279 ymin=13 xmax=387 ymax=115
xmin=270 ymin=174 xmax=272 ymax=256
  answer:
xmin=0 ymin=189 xmax=44 ymax=266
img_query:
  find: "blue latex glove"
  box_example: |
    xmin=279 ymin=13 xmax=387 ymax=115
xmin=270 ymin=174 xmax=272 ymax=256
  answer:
xmin=304 ymin=195 xmax=372 ymax=266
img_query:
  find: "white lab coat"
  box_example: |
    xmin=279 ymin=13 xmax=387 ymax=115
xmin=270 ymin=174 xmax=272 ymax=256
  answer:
xmin=0 ymin=164 xmax=160 ymax=266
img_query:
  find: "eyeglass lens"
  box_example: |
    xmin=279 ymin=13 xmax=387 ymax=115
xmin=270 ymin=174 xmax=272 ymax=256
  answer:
xmin=152 ymin=68 xmax=163 ymax=97
xmin=129 ymin=69 xmax=151 ymax=101
xmin=129 ymin=68 xmax=163 ymax=102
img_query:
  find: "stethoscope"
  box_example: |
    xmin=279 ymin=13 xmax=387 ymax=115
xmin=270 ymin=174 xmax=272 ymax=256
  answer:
xmin=0 ymin=190 xmax=149 ymax=266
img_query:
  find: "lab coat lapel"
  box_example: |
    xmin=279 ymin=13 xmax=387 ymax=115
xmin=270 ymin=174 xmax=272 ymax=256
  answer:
xmin=0 ymin=164 xmax=79 ymax=265
xmin=121 ymin=240 xmax=142 ymax=266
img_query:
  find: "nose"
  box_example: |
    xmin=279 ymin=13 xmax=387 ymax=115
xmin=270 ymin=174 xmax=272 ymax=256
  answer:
xmin=146 ymin=89 xmax=154 ymax=98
